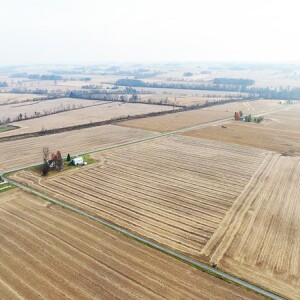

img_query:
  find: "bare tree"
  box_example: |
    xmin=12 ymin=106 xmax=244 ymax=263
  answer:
xmin=42 ymin=146 xmax=50 ymax=163
xmin=56 ymin=151 xmax=63 ymax=170
xmin=50 ymin=150 xmax=63 ymax=170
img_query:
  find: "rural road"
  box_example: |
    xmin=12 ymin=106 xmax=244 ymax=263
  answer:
xmin=0 ymin=115 xmax=233 ymax=175
xmin=0 ymin=105 xmax=289 ymax=300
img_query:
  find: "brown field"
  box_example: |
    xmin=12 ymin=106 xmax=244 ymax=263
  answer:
xmin=12 ymin=135 xmax=268 ymax=258
xmin=134 ymin=86 xmax=246 ymax=97
xmin=120 ymin=108 xmax=233 ymax=132
xmin=0 ymin=189 xmax=262 ymax=300
xmin=202 ymin=154 xmax=300 ymax=300
xmin=184 ymin=104 xmax=300 ymax=156
xmin=0 ymin=125 xmax=158 ymax=171
xmin=0 ymin=93 xmax=48 ymax=105
xmin=197 ymin=69 xmax=300 ymax=88
xmin=1 ymin=102 xmax=174 ymax=137
xmin=203 ymin=99 xmax=283 ymax=114
xmin=119 ymin=100 xmax=287 ymax=133
xmin=0 ymin=97 xmax=100 ymax=122
xmin=259 ymin=103 xmax=300 ymax=131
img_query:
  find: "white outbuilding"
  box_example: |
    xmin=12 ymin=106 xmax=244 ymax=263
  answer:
xmin=71 ymin=156 xmax=84 ymax=166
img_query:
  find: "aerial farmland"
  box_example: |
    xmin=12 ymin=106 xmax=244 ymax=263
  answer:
xmin=1 ymin=60 xmax=300 ymax=300
xmin=11 ymin=136 xmax=268 ymax=257
xmin=0 ymin=189 xmax=263 ymax=300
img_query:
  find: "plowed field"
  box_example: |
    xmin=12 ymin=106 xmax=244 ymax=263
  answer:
xmin=0 ymin=98 xmax=99 ymax=124
xmin=119 ymin=100 xmax=285 ymax=133
xmin=184 ymin=103 xmax=300 ymax=156
xmin=3 ymin=102 xmax=174 ymax=137
xmin=12 ymin=135 xmax=268 ymax=258
xmin=0 ymin=125 xmax=158 ymax=171
xmin=202 ymin=154 xmax=300 ymax=300
xmin=0 ymin=189 xmax=262 ymax=300
xmin=119 ymin=109 xmax=233 ymax=132
xmin=0 ymin=93 xmax=48 ymax=105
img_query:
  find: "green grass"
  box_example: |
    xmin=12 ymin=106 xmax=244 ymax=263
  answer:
xmin=0 ymin=124 xmax=19 ymax=133
xmin=81 ymin=154 xmax=97 ymax=164
xmin=0 ymin=183 xmax=16 ymax=193
xmin=23 ymin=154 xmax=97 ymax=177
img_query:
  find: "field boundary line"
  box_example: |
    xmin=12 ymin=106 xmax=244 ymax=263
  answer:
xmin=201 ymin=153 xmax=277 ymax=261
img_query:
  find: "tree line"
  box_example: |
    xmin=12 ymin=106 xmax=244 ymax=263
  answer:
xmin=28 ymin=74 xmax=63 ymax=80
xmin=246 ymin=87 xmax=300 ymax=100
xmin=115 ymin=78 xmax=300 ymax=100
xmin=115 ymin=78 xmax=245 ymax=92
xmin=0 ymin=81 xmax=8 ymax=87
xmin=213 ymin=78 xmax=255 ymax=86
xmin=11 ymin=73 xmax=62 ymax=80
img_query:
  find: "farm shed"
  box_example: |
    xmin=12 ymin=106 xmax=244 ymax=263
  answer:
xmin=71 ymin=157 xmax=84 ymax=166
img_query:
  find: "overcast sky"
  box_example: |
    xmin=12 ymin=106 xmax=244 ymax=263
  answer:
xmin=0 ymin=0 xmax=299 ymax=65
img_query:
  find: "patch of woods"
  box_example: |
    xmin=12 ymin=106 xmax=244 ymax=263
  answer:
xmin=0 ymin=81 xmax=8 ymax=87
xmin=11 ymin=74 xmax=63 ymax=80
xmin=101 ymin=68 xmax=162 ymax=79
xmin=183 ymin=72 xmax=193 ymax=77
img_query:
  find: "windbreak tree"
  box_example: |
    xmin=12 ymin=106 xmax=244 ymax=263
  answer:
xmin=42 ymin=146 xmax=50 ymax=163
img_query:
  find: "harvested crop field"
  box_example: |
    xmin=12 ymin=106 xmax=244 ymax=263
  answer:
xmin=120 ymin=108 xmax=233 ymax=132
xmin=0 ymin=189 xmax=263 ymax=300
xmin=184 ymin=104 xmax=300 ymax=156
xmin=3 ymin=102 xmax=174 ymax=137
xmin=203 ymin=99 xmax=283 ymax=115
xmin=259 ymin=102 xmax=300 ymax=131
xmin=12 ymin=135 xmax=268 ymax=257
xmin=0 ymin=125 xmax=158 ymax=171
xmin=202 ymin=154 xmax=300 ymax=300
xmin=0 ymin=93 xmax=48 ymax=105
xmin=134 ymin=86 xmax=247 ymax=97
xmin=0 ymin=98 xmax=99 ymax=123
